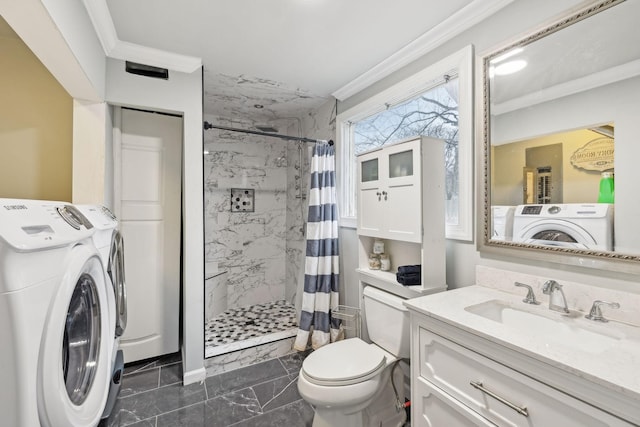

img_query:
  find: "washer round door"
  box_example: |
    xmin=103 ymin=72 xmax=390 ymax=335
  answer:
xmin=515 ymin=219 xmax=596 ymax=249
xmin=37 ymin=244 xmax=111 ymax=427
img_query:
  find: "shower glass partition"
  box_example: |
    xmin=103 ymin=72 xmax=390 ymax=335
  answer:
xmin=203 ymin=119 xmax=316 ymax=358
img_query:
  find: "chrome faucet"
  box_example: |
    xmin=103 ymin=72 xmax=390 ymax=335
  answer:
xmin=541 ymin=280 xmax=570 ymax=314
xmin=585 ymin=300 xmax=620 ymax=322
xmin=514 ymin=282 xmax=540 ymax=305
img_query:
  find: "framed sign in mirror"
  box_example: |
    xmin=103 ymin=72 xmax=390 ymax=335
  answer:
xmin=478 ymin=0 xmax=640 ymax=271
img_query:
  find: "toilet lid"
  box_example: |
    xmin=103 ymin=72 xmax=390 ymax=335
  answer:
xmin=302 ymin=338 xmax=387 ymax=386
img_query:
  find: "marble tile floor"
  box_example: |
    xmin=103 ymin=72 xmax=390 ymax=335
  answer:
xmin=205 ymin=300 xmax=298 ymax=358
xmin=102 ymin=351 xmax=314 ymax=427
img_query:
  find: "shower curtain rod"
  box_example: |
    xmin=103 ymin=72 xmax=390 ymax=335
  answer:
xmin=203 ymin=121 xmax=333 ymax=146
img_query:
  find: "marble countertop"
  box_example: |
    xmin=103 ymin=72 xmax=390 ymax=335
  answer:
xmin=404 ymin=285 xmax=640 ymax=402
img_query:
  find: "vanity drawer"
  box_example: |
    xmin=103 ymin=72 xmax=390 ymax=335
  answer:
xmin=418 ymin=328 xmax=632 ymax=427
xmin=413 ymin=375 xmax=498 ymax=427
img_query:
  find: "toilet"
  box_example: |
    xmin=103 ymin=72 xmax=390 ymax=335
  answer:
xmin=297 ymin=286 xmax=410 ymax=427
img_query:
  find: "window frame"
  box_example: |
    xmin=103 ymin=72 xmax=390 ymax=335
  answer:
xmin=336 ymin=45 xmax=474 ymax=241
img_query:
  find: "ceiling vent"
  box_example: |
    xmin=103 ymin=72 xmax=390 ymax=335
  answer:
xmin=125 ymin=61 xmax=169 ymax=80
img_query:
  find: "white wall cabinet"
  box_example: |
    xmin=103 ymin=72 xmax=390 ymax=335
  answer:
xmin=409 ymin=314 xmax=634 ymax=427
xmin=355 ymin=137 xmax=447 ymax=300
xmin=357 ymin=137 xmax=422 ymax=243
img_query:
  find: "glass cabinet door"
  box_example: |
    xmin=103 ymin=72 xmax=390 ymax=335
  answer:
xmin=389 ymin=149 xmax=413 ymax=178
xmin=361 ymin=158 xmax=379 ymax=182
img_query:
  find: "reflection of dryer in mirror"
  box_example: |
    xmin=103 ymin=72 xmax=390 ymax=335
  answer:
xmin=491 ymin=205 xmax=515 ymax=241
xmin=513 ymin=203 xmax=613 ymax=251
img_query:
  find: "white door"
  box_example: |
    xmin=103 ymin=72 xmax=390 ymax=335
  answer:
xmin=115 ymin=108 xmax=182 ymax=363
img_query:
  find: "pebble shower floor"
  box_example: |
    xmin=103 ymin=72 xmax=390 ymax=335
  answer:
xmin=205 ymin=300 xmax=298 ymax=357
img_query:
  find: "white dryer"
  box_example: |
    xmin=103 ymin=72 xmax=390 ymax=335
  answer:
xmin=513 ymin=203 xmax=613 ymax=251
xmin=75 ymin=204 xmax=127 ymax=420
xmin=0 ymin=199 xmax=112 ymax=427
xmin=491 ymin=205 xmax=515 ymax=241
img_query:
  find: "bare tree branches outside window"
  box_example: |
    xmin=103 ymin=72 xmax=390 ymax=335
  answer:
xmin=354 ymin=78 xmax=460 ymax=224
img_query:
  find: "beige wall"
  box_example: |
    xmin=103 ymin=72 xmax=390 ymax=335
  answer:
xmin=0 ymin=23 xmax=72 ymax=201
xmin=492 ymin=128 xmax=606 ymax=206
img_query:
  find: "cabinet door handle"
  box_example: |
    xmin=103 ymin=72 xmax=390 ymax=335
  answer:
xmin=470 ymin=381 xmax=529 ymax=417
xmin=376 ymin=191 xmax=381 ymax=201
xmin=382 ymin=190 xmax=388 ymax=201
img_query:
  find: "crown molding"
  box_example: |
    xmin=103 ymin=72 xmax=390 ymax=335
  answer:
xmin=331 ymin=0 xmax=514 ymax=101
xmin=81 ymin=0 xmax=117 ymax=53
xmin=82 ymin=0 xmax=201 ymax=73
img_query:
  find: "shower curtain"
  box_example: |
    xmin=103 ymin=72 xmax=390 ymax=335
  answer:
xmin=294 ymin=143 xmax=340 ymax=351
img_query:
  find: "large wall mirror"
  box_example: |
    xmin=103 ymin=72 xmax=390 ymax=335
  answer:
xmin=480 ymin=0 xmax=640 ymax=269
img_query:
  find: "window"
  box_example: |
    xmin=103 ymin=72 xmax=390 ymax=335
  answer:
xmin=337 ymin=46 xmax=473 ymax=241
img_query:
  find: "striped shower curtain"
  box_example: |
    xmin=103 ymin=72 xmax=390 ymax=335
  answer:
xmin=294 ymin=143 xmax=340 ymax=351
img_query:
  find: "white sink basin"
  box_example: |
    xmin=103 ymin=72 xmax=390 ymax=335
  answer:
xmin=464 ymin=299 xmax=624 ymax=354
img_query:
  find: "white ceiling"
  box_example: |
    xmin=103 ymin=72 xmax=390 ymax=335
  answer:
xmin=100 ymin=0 xmax=500 ymax=122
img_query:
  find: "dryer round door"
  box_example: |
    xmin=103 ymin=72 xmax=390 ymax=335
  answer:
xmin=37 ymin=244 xmax=111 ymax=427
xmin=516 ymin=219 xmax=596 ymax=249
xmin=108 ymin=229 xmax=127 ymax=337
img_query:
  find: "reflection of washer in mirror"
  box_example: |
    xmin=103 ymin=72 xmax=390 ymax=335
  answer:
xmin=512 ymin=203 xmax=613 ymax=251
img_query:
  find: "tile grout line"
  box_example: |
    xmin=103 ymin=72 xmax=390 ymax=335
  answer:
xmin=119 ymin=413 xmax=157 ymax=427
xmin=147 ymin=399 xmax=208 ymax=425
xmin=225 ymin=398 xmax=309 ymax=427
xmin=258 ymin=375 xmax=298 ymax=410
xmin=119 ymin=379 xmax=189 ymax=401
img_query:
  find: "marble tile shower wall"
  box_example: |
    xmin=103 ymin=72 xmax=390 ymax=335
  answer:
xmin=204 ymin=115 xmax=305 ymax=309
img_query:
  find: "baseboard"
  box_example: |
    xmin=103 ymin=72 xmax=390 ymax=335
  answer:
xmin=183 ymin=367 xmax=207 ymax=385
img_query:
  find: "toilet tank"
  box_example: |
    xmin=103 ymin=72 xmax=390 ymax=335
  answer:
xmin=363 ymin=286 xmax=410 ymax=358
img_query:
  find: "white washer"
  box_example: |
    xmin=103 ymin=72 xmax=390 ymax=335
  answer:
xmin=513 ymin=203 xmax=613 ymax=251
xmin=0 ymin=199 xmax=112 ymax=427
xmin=75 ymin=205 xmax=127 ymax=420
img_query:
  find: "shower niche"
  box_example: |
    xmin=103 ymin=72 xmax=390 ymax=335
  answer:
xmin=230 ymin=188 xmax=255 ymax=212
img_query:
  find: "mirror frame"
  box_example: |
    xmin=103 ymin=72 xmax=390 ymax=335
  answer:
xmin=477 ymin=0 xmax=640 ymax=273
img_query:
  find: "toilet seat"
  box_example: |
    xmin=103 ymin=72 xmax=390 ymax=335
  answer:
xmin=301 ymin=338 xmax=388 ymax=386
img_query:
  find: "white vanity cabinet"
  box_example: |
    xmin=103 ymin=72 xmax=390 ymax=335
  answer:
xmin=409 ymin=313 xmax=635 ymax=427
xmin=357 ymin=137 xmax=424 ymax=243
